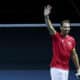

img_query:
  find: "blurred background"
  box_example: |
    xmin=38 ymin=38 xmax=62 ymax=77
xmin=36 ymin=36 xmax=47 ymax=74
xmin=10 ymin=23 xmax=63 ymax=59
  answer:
xmin=0 ymin=0 xmax=79 ymax=70
xmin=0 ymin=0 xmax=79 ymax=80
xmin=0 ymin=0 xmax=80 ymax=23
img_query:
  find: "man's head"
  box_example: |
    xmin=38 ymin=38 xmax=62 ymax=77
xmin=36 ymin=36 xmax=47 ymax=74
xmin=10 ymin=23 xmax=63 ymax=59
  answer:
xmin=60 ymin=20 xmax=71 ymax=36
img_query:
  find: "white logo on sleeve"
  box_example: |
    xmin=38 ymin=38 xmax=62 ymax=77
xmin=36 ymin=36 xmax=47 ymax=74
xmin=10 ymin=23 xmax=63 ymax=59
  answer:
xmin=62 ymin=39 xmax=64 ymax=43
xmin=67 ymin=41 xmax=72 ymax=46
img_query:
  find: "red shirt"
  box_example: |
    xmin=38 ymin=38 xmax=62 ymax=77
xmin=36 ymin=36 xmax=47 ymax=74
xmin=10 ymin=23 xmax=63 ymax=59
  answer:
xmin=50 ymin=32 xmax=76 ymax=70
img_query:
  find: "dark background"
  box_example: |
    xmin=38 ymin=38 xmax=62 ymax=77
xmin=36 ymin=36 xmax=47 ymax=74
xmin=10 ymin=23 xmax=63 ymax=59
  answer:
xmin=0 ymin=0 xmax=80 ymax=23
xmin=0 ymin=0 xmax=79 ymax=70
xmin=0 ymin=27 xmax=79 ymax=70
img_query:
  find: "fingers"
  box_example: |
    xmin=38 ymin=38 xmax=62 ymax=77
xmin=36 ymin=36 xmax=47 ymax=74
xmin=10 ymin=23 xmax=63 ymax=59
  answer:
xmin=47 ymin=5 xmax=52 ymax=10
xmin=76 ymin=72 xmax=80 ymax=80
xmin=44 ymin=4 xmax=52 ymax=16
xmin=44 ymin=5 xmax=52 ymax=10
xmin=76 ymin=72 xmax=80 ymax=76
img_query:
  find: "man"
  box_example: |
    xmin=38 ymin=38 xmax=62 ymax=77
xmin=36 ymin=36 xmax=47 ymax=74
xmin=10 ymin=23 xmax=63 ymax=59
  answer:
xmin=44 ymin=5 xmax=80 ymax=80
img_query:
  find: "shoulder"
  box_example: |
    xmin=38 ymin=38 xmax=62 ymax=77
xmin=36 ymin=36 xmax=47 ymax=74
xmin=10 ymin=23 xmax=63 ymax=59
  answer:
xmin=50 ymin=32 xmax=61 ymax=41
xmin=67 ymin=35 xmax=76 ymax=48
xmin=67 ymin=35 xmax=75 ymax=40
xmin=50 ymin=32 xmax=59 ymax=37
xmin=67 ymin=35 xmax=76 ymax=42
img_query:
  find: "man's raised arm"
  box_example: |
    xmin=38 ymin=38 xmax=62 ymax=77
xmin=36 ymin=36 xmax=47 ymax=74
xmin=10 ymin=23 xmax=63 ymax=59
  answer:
xmin=44 ymin=5 xmax=56 ymax=35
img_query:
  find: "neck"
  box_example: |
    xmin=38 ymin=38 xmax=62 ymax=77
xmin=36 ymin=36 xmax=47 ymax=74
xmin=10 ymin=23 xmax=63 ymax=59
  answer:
xmin=60 ymin=32 xmax=67 ymax=37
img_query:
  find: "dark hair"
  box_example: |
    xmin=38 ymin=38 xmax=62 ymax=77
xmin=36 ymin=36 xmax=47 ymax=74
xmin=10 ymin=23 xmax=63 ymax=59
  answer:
xmin=61 ymin=20 xmax=70 ymax=27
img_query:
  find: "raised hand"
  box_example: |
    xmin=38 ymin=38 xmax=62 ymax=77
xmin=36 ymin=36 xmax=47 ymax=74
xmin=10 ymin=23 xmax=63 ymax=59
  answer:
xmin=44 ymin=5 xmax=52 ymax=16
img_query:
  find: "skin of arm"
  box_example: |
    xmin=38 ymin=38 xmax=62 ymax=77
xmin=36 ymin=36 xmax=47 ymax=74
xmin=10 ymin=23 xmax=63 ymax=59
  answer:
xmin=71 ymin=48 xmax=80 ymax=72
xmin=44 ymin=16 xmax=56 ymax=35
xmin=44 ymin=5 xmax=56 ymax=35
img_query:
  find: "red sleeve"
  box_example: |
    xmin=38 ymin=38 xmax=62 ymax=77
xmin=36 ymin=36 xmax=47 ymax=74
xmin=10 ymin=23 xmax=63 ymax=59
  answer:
xmin=51 ymin=32 xmax=60 ymax=41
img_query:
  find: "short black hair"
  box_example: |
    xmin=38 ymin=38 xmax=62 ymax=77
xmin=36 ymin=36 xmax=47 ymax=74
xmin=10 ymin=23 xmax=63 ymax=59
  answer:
xmin=61 ymin=20 xmax=70 ymax=27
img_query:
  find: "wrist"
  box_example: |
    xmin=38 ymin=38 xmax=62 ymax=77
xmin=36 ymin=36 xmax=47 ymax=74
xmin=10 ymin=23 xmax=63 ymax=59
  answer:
xmin=44 ymin=15 xmax=49 ymax=19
